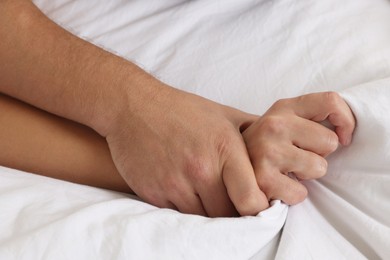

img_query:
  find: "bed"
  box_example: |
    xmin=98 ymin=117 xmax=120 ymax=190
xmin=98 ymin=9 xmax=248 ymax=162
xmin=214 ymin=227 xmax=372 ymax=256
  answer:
xmin=1 ymin=0 xmax=389 ymax=259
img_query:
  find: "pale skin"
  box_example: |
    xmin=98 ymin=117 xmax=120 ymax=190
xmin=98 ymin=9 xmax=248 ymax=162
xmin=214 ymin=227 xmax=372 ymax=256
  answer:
xmin=0 ymin=0 xmax=355 ymax=217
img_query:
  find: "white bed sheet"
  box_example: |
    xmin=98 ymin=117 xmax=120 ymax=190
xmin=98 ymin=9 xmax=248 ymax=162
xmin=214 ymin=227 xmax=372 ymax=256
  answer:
xmin=1 ymin=0 xmax=390 ymax=259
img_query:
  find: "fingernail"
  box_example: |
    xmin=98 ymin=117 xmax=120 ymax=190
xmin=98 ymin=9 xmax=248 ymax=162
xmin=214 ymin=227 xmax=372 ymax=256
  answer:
xmin=344 ymin=135 xmax=352 ymax=146
xmin=320 ymin=160 xmax=328 ymax=173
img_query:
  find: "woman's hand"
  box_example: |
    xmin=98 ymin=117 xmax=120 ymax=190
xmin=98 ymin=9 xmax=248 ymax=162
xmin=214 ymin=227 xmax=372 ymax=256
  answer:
xmin=242 ymin=92 xmax=355 ymax=207
xmin=0 ymin=2 xmax=355 ymax=217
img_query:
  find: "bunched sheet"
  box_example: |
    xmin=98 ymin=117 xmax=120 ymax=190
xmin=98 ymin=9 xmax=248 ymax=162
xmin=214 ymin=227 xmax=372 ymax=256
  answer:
xmin=1 ymin=0 xmax=390 ymax=259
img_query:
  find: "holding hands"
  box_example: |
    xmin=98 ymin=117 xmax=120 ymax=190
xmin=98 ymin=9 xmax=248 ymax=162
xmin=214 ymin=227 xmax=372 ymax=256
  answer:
xmin=106 ymin=88 xmax=355 ymax=217
xmin=0 ymin=0 xmax=355 ymax=218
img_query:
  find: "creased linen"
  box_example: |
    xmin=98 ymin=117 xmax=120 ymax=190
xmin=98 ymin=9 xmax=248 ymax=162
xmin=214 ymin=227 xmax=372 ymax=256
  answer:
xmin=1 ymin=0 xmax=390 ymax=259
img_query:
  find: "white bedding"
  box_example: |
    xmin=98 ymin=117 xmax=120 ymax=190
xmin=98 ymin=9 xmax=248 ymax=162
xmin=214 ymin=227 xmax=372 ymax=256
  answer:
xmin=1 ymin=0 xmax=390 ymax=259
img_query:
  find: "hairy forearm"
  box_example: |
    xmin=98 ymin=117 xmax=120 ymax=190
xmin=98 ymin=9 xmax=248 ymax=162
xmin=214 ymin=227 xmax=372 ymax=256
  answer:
xmin=0 ymin=0 xmax=277 ymax=217
xmin=0 ymin=0 xmax=166 ymax=136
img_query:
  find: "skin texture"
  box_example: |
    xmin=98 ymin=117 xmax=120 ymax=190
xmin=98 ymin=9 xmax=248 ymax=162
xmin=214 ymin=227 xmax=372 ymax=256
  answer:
xmin=0 ymin=91 xmax=355 ymax=216
xmin=0 ymin=0 xmax=266 ymax=217
xmin=0 ymin=1 xmax=355 ymax=217
xmin=243 ymin=92 xmax=355 ymax=204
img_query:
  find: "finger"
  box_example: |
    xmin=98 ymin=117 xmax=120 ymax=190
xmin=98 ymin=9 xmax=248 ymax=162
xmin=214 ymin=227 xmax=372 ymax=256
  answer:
xmin=329 ymin=104 xmax=356 ymax=146
xmin=161 ymin=174 xmax=212 ymax=217
xmin=290 ymin=117 xmax=339 ymax=156
xmin=271 ymin=175 xmax=308 ymax=205
xmin=138 ymin=189 xmax=178 ymax=211
xmin=170 ymin=191 xmax=207 ymax=216
xmin=290 ymin=92 xmax=355 ymax=145
xmin=279 ymin=145 xmax=328 ymax=180
xmin=197 ymin=175 xmax=238 ymax=217
xmin=137 ymin=178 xmax=206 ymax=216
xmin=256 ymin=169 xmax=308 ymax=205
xmin=222 ymin=140 xmax=269 ymax=216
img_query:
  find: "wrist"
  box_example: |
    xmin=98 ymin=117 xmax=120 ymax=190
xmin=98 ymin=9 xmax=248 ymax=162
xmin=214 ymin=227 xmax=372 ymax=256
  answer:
xmin=89 ymin=69 xmax=171 ymax=138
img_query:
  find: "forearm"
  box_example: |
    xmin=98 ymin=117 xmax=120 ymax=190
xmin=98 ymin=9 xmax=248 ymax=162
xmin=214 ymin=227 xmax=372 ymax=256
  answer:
xmin=0 ymin=93 xmax=132 ymax=193
xmin=0 ymin=0 xmax=166 ymax=136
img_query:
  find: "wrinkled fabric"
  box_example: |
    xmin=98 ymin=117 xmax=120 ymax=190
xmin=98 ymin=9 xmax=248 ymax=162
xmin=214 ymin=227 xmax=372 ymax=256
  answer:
xmin=1 ymin=0 xmax=390 ymax=259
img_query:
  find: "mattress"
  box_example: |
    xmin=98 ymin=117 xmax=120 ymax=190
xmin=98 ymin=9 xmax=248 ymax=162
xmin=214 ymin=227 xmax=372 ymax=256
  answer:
xmin=1 ymin=0 xmax=390 ymax=259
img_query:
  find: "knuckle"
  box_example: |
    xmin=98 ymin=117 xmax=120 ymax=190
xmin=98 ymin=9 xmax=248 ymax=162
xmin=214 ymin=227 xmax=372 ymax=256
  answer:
xmin=250 ymin=144 xmax=281 ymax=170
xmin=261 ymin=116 xmax=286 ymax=136
xmin=273 ymin=98 xmax=290 ymax=109
xmin=185 ymin=155 xmax=213 ymax=184
xmin=256 ymin=170 xmax=276 ymax=195
xmin=324 ymin=91 xmax=342 ymax=106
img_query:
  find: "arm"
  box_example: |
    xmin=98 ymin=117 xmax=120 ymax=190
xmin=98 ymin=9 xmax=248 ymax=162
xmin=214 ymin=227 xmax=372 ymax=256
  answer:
xmin=0 ymin=90 xmax=355 ymax=207
xmin=0 ymin=0 xmax=268 ymax=217
xmin=0 ymin=1 xmax=355 ymax=216
xmin=0 ymin=0 xmax=155 ymax=135
xmin=0 ymin=93 xmax=132 ymax=194
xmin=0 ymin=90 xmax=355 ymax=210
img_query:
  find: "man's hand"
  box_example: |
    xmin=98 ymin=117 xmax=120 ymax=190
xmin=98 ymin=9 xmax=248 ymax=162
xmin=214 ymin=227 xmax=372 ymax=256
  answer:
xmin=242 ymin=92 xmax=355 ymax=206
xmin=0 ymin=1 xmax=354 ymax=218
xmin=0 ymin=1 xmax=268 ymax=217
xmin=105 ymin=85 xmax=269 ymax=217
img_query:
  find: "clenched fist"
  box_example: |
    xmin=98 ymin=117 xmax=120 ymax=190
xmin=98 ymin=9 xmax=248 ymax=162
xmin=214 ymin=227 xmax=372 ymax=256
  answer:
xmin=105 ymin=85 xmax=268 ymax=217
xmin=242 ymin=92 xmax=355 ymax=210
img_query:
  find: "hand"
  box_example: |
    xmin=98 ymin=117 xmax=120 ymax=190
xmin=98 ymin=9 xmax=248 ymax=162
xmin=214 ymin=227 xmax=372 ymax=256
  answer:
xmin=105 ymin=84 xmax=268 ymax=217
xmin=0 ymin=0 xmax=266 ymax=217
xmin=242 ymin=92 xmax=355 ymax=207
xmin=0 ymin=1 xmax=267 ymax=217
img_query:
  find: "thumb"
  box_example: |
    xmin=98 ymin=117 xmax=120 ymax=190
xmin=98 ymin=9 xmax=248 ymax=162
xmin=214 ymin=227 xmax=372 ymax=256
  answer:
xmin=222 ymin=139 xmax=269 ymax=216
